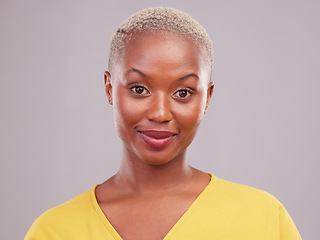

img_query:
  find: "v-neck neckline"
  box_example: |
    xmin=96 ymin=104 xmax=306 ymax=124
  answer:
xmin=91 ymin=173 xmax=215 ymax=240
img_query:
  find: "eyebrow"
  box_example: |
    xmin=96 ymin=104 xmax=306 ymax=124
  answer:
xmin=126 ymin=68 xmax=148 ymax=77
xmin=178 ymin=73 xmax=199 ymax=81
xmin=126 ymin=68 xmax=199 ymax=81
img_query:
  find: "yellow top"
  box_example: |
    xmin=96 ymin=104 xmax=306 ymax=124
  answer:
xmin=25 ymin=174 xmax=301 ymax=239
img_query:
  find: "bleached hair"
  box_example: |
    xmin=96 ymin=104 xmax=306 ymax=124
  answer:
xmin=108 ymin=7 xmax=214 ymax=77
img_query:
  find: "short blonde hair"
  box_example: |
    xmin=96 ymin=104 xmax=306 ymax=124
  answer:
xmin=108 ymin=7 xmax=214 ymax=77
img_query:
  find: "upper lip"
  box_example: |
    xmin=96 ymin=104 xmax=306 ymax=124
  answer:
xmin=138 ymin=130 xmax=177 ymax=139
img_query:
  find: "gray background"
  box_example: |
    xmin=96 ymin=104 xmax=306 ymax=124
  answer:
xmin=0 ymin=0 xmax=319 ymax=239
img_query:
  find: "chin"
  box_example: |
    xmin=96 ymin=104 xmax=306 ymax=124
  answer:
xmin=137 ymin=150 xmax=185 ymax=167
xmin=141 ymin=158 xmax=173 ymax=166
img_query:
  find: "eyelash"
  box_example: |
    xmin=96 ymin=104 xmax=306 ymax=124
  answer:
xmin=173 ymin=88 xmax=194 ymax=99
xmin=130 ymin=84 xmax=194 ymax=100
xmin=130 ymin=84 xmax=150 ymax=96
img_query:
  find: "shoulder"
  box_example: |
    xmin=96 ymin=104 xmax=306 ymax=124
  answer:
xmin=201 ymin=174 xmax=301 ymax=239
xmin=203 ymin=174 xmax=289 ymax=223
xmin=39 ymin=188 xmax=93 ymax=222
xmin=25 ymin=187 xmax=95 ymax=239
xmin=208 ymin=174 xmax=282 ymax=209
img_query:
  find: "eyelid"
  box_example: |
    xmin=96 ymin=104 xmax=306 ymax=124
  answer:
xmin=129 ymin=83 xmax=150 ymax=95
xmin=176 ymin=87 xmax=195 ymax=93
xmin=172 ymin=87 xmax=194 ymax=99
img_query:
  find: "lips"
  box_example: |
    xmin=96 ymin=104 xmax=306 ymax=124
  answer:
xmin=138 ymin=130 xmax=176 ymax=148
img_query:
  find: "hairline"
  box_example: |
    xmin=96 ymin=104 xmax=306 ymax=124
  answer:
xmin=108 ymin=30 xmax=212 ymax=82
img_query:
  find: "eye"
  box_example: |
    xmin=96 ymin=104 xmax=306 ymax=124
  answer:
xmin=130 ymin=85 xmax=150 ymax=96
xmin=173 ymin=88 xmax=193 ymax=99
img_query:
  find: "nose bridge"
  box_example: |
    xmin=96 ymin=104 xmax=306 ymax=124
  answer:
xmin=147 ymin=92 xmax=172 ymax=123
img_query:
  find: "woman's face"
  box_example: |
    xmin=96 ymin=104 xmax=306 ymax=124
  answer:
xmin=105 ymin=31 xmax=213 ymax=165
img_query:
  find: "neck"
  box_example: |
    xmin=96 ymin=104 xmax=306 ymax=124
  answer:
xmin=114 ymin=150 xmax=195 ymax=194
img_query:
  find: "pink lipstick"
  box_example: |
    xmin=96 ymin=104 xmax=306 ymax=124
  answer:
xmin=138 ymin=130 xmax=176 ymax=148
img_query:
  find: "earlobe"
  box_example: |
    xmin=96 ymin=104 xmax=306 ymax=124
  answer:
xmin=204 ymin=82 xmax=214 ymax=114
xmin=104 ymin=71 xmax=113 ymax=105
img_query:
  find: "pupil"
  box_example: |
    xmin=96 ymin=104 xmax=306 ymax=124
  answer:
xmin=179 ymin=90 xmax=187 ymax=97
xmin=136 ymin=87 xmax=143 ymax=94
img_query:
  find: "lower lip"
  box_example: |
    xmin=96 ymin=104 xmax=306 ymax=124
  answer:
xmin=139 ymin=132 xmax=175 ymax=149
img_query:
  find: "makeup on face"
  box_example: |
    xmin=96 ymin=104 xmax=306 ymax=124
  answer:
xmin=108 ymin=31 xmax=212 ymax=165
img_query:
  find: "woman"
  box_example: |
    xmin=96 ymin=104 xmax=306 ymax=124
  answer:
xmin=25 ymin=7 xmax=301 ymax=240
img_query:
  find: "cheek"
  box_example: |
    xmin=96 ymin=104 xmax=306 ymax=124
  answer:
xmin=112 ymin=87 xmax=145 ymax=136
xmin=174 ymin=94 xmax=206 ymax=132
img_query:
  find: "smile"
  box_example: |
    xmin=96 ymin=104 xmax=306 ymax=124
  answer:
xmin=138 ymin=130 xmax=176 ymax=149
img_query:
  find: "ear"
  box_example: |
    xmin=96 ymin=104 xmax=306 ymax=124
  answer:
xmin=204 ymin=82 xmax=214 ymax=114
xmin=104 ymin=71 xmax=113 ymax=105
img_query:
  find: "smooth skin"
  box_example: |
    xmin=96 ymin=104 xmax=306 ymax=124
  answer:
xmin=96 ymin=31 xmax=214 ymax=240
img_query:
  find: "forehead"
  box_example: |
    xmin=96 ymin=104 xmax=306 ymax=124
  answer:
xmin=116 ymin=31 xmax=208 ymax=78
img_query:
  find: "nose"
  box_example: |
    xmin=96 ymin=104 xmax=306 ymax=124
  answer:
xmin=147 ymin=92 xmax=173 ymax=123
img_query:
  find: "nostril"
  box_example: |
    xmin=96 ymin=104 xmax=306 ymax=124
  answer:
xmin=147 ymin=97 xmax=172 ymax=123
xmin=147 ymin=110 xmax=172 ymax=123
